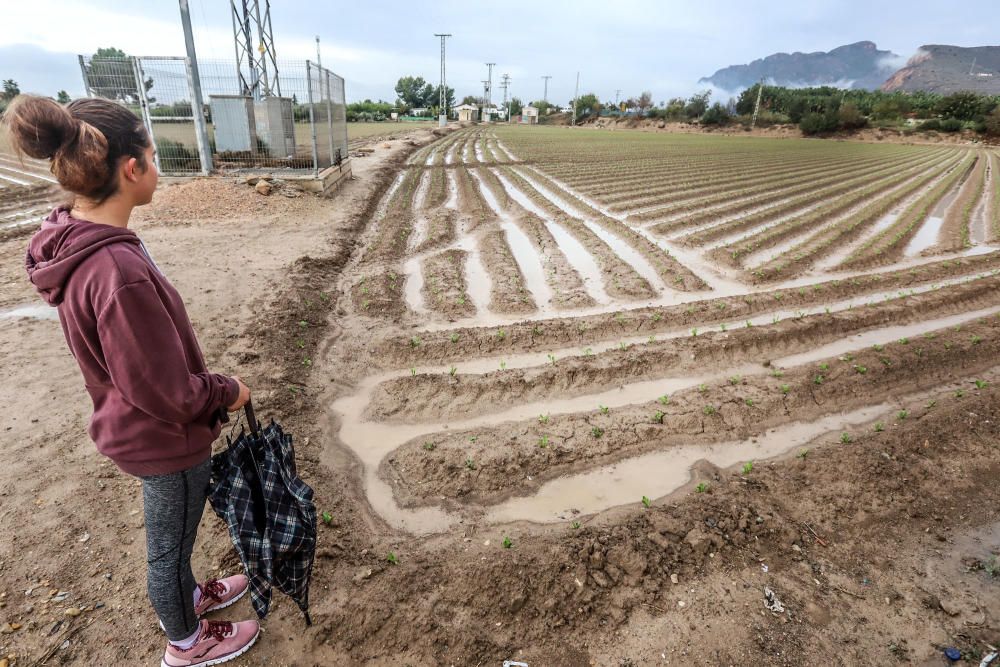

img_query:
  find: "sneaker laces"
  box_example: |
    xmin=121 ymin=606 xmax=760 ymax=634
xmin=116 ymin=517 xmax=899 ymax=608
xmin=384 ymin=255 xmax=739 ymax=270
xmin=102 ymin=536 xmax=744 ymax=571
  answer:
xmin=204 ymin=620 xmax=233 ymax=643
xmin=200 ymin=580 xmax=227 ymax=603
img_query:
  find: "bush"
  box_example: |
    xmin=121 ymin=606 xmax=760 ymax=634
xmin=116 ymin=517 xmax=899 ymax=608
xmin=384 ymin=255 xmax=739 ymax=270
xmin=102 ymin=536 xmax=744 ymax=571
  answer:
xmin=156 ymin=138 xmax=200 ymax=170
xmin=700 ymin=102 xmax=731 ymax=126
xmin=800 ymin=111 xmax=838 ymax=135
xmin=939 ymin=118 xmax=963 ymax=133
xmin=986 ymin=107 xmax=1000 ymax=136
xmin=837 ymin=103 xmax=867 ymax=130
xmin=918 ymin=118 xmax=941 ymax=131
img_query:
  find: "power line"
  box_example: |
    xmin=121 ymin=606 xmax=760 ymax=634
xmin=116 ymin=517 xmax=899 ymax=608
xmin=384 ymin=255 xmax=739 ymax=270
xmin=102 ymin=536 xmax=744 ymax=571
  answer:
xmin=229 ymin=0 xmax=280 ymax=99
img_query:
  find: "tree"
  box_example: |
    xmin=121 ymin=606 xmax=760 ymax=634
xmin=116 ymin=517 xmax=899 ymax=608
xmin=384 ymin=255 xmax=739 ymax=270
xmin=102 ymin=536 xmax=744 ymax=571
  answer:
xmin=837 ymin=102 xmax=867 ymax=130
xmin=460 ymin=95 xmax=479 ymax=106
xmin=394 ymin=76 xmax=435 ymax=109
xmin=508 ymin=97 xmax=523 ymax=117
xmin=432 ymin=84 xmax=455 ymax=111
xmin=637 ymin=91 xmax=653 ymax=114
xmin=574 ymin=93 xmax=601 ymax=120
xmin=684 ymin=91 xmax=711 ymax=119
xmin=84 ymin=47 xmax=154 ymax=104
xmin=2 ymin=79 xmax=20 ymax=101
xmin=664 ymin=97 xmax=686 ymax=120
xmin=56 ymin=90 xmax=71 ymax=104
xmin=985 ymin=106 xmax=1000 ymax=136
xmin=532 ymin=100 xmax=552 ymax=115
xmin=934 ymin=92 xmax=989 ymax=121
xmin=700 ymin=102 xmax=730 ymax=125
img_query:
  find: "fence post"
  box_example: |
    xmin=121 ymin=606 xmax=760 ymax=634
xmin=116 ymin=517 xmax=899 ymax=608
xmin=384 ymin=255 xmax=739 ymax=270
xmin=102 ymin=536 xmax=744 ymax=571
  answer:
xmin=324 ymin=69 xmax=335 ymax=168
xmin=305 ymin=60 xmax=320 ymax=177
xmin=131 ymin=57 xmax=162 ymax=174
xmin=178 ymin=0 xmax=213 ymax=175
xmin=78 ymin=56 xmax=91 ymax=97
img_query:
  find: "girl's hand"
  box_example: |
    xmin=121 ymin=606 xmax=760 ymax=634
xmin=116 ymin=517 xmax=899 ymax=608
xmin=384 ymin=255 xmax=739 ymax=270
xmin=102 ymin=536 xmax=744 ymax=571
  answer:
xmin=227 ymin=375 xmax=251 ymax=411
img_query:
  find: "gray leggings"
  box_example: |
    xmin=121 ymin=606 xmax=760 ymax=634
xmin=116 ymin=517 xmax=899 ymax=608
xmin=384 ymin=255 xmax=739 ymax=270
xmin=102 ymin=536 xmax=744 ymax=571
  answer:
xmin=140 ymin=458 xmax=212 ymax=641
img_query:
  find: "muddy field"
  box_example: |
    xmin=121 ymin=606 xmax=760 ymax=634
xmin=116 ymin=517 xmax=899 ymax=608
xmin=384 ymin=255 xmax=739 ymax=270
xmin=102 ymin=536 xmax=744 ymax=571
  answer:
xmin=1 ymin=124 xmax=1000 ymax=666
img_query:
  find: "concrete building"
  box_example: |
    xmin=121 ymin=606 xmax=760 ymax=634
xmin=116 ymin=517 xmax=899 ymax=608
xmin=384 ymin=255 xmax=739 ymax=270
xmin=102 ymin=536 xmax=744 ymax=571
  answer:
xmin=521 ymin=105 xmax=539 ymax=124
xmin=455 ymin=104 xmax=479 ymax=122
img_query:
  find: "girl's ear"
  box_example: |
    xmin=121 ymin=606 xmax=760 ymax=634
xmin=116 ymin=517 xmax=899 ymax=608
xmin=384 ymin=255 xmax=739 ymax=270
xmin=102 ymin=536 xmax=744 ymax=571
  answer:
xmin=123 ymin=157 xmax=140 ymax=183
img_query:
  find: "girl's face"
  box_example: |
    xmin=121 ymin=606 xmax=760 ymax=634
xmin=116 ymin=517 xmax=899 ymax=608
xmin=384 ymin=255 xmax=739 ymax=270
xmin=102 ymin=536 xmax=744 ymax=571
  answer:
xmin=132 ymin=143 xmax=159 ymax=206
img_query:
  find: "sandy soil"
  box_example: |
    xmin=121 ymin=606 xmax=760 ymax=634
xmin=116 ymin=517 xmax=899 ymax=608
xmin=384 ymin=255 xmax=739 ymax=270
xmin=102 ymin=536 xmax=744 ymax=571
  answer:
xmin=1 ymin=123 xmax=999 ymax=667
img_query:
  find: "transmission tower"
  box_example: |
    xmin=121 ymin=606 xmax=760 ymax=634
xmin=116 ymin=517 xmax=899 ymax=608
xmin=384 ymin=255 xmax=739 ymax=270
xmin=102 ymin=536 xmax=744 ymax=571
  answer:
xmin=230 ymin=0 xmax=280 ymax=100
xmin=750 ymin=77 xmax=765 ymax=128
xmin=485 ymin=62 xmax=495 ymax=118
xmin=541 ymin=75 xmax=552 ymax=102
xmin=434 ymin=33 xmax=451 ymax=126
xmin=500 ymin=73 xmax=511 ymax=121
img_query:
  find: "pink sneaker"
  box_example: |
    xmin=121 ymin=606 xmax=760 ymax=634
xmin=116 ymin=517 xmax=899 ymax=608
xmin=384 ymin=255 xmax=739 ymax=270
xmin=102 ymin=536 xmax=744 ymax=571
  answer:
xmin=195 ymin=575 xmax=249 ymax=615
xmin=161 ymin=619 xmax=259 ymax=667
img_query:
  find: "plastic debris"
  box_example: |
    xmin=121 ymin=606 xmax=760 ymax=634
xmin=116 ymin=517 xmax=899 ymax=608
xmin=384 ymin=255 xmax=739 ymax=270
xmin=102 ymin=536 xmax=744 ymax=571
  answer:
xmin=503 ymin=662 xmax=529 ymax=667
xmin=944 ymin=647 xmax=961 ymax=661
xmin=979 ymin=652 xmax=998 ymax=667
xmin=763 ymin=587 xmax=785 ymax=613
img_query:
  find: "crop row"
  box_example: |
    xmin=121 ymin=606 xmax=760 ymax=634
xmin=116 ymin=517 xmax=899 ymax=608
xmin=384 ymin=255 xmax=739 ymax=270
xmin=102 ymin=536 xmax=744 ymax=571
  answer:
xmin=750 ymin=154 xmax=966 ymax=280
xmin=938 ymin=151 xmax=988 ymax=252
xmin=839 ymin=153 xmax=977 ymax=270
xmin=672 ymin=151 xmax=936 ymax=244
xmin=382 ymin=309 xmax=1000 ymax=507
xmin=721 ymin=151 xmax=961 ymax=267
xmin=371 ymin=250 xmax=1000 ymax=367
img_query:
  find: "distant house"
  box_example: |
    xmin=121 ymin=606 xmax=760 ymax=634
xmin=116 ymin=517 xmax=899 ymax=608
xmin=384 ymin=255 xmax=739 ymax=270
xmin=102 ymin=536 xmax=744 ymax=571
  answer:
xmin=521 ymin=105 xmax=539 ymax=124
xmin=455 ymin=103 xmax=479 ymax=122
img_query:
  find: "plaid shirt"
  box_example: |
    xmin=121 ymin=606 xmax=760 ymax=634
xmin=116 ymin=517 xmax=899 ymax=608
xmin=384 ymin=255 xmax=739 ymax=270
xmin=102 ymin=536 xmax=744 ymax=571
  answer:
xmin=208 ymin=418 xmax=316 ymax=623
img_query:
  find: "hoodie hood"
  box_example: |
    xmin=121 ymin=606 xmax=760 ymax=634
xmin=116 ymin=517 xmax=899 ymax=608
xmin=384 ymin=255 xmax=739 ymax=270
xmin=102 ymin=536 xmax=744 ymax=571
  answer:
xmin=26 ymin=207 xmax=141 ymax=305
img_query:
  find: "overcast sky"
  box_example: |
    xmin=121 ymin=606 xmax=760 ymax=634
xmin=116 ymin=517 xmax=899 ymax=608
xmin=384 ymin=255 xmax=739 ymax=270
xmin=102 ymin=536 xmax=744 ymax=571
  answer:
xmin=2 ymin=0 xmax=998 ymax=105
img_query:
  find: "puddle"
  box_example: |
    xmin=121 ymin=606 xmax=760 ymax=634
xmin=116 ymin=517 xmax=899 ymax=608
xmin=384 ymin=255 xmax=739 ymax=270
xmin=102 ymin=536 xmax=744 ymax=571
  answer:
xmin=470 ymin=170 xmax=554 ymax=312
xmin=487 ymin=404 xmax=888 ymax=524
xmin=330 ymin=268 xmax=1000 ymax=533
xmin=0 ymin=305 xmax=58 ymax=321
xmin=402 ymin=256 xmax=428 ymax=317
xmin=491 ymin=171 xmax=610 ymax=305
xmin=0 ymin=170 xmax=32 ymax=187
xmin=510 ymin=168 xmax=667 ymax=293
xmin=774 ymin=304 xmax=1000 ymax=368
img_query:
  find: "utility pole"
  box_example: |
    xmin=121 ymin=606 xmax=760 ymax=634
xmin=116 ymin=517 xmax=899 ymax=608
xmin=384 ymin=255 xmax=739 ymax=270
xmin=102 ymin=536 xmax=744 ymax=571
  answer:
xmin=541 ymin=75 xmax=551 ymax=103
xmin=315 ymin=35 xmax=322 ymax=70
xmin=485 ymin=62 xmax=495 ymax=121
xmin=434 ymin=33 xmax=451 ymax=127
xmin=481 ymin=79 xmax=489 ymax=118
xmin=500 ymin=73 xmax=511 ymax=123
xmin=178 ymin=0 xmax=212 ymax=174
xmin=615 ymin=89 xmax=621 ymax=106
xmin=750 ymin=76 xmax=765 ymax=129
xmin=572 ymin=71 xmax=579 ymax=126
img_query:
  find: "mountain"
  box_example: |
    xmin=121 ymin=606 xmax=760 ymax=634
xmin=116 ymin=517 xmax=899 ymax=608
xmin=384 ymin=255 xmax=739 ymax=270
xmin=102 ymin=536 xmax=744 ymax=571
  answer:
xmin=700 ymin=41 xmax=899 ymax=92
xmin=881 ymin=45 xmax=1000 ymax=94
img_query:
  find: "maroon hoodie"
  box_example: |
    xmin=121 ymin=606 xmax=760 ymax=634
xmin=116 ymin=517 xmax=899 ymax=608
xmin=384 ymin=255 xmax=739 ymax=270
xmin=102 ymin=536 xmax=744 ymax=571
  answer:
xmin=26 ymin=207 xmax=238 ymax=476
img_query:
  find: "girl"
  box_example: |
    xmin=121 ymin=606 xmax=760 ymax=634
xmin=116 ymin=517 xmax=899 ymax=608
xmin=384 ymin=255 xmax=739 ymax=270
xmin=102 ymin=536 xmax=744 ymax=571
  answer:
xmin=5 ymin=95 xmax=260 ymax=667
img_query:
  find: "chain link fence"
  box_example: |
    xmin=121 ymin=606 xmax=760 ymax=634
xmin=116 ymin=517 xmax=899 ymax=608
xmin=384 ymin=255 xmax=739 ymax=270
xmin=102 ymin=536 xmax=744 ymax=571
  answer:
xmin=79 ymin=55 xmax=347 ymax=176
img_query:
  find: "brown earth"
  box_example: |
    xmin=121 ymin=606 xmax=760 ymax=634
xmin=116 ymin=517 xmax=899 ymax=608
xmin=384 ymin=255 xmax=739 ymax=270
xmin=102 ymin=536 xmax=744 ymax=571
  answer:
xmin=0 ymin=126 xmax=998 ymax=667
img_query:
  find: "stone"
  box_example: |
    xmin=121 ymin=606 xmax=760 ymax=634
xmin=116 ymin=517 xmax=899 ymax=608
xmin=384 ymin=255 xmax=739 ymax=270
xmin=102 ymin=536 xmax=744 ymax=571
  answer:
xmin=64 ymin=607 xmax=81 ymax=617
xmin=670 ymin=573 xmax=680 ymax=585
xmin=684 ymin=527 xmax=715 ymax=555
xmin=255 ymin=181 xmax=273 ymax=196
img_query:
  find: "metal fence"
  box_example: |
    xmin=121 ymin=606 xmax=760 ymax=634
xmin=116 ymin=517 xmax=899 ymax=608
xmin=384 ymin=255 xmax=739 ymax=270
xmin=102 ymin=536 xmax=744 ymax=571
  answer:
xmin=78 ymin=55 xmax=347 ymax=176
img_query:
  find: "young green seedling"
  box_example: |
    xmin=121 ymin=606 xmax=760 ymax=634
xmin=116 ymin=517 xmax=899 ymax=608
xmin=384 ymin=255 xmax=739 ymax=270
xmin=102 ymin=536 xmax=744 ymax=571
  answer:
xmin=897 ymin=410 xmax=909 ymax=420
xmin=386 ymin=552 xmax=399 ymax=565
xmin=703 ymin=405 xmax=717 ymax=416
xmin=742 ymin=461 xmax=754 ymax=474
xmin=423 ymin=442 xmax=436 ymax=451
xmin=658 ymin=395 xmax=671 ymax=405
xmin=874 ymin=422 xmax=884 ymax=433
xmin=538 ymin=435 xmax=549 ymax=448
xmin=450 ymin=333 xmax=459 ymax=343
xmin=641 ymin=496 xmax=651 ymax=508
xmin=598 ymin=405 xmax=609 ymax=415
xmin=591 ymin=427 xmax=605 ymax=438
xmin=449 ymin=366 xmax=457 ymax=377
xmin=653 ymin=410 xmax=666 ymax=424
xmin=321 ymin=511 xmax=333 ymax=525
xmin=571 ymin=521 xmax=581 ymax=530
xmin=840 ymin=432 xmax=852 ymax=444
xmin=539 ymin=413 xmax=550 ymax=425
xmin=780 ymin=384 xmax=791 ymax=395
xmin=975 ymin=379 xmax=988 ymax=390
xmin=502 ymin=536 xmax=513 ymax=549
xmin=695 ymin=482 xmax=708 ymax=493
xmin=465 ymin=458 xmax=476 ymax=470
